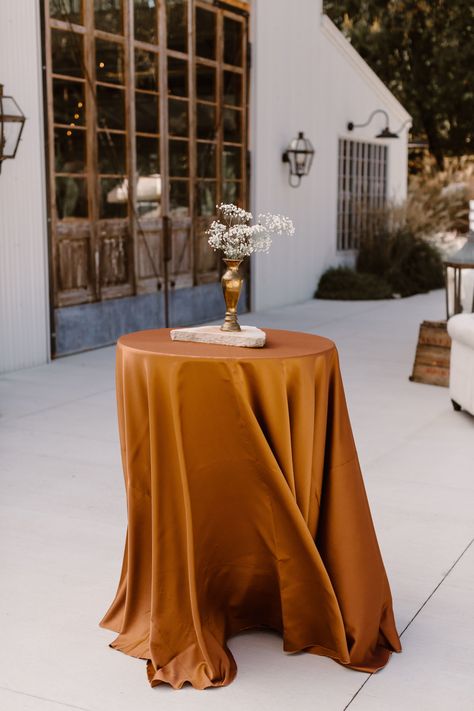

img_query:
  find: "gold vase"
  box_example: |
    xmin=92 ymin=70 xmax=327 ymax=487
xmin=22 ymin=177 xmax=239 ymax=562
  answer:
xmin=221 ymin=259 xmax=243 ymax=332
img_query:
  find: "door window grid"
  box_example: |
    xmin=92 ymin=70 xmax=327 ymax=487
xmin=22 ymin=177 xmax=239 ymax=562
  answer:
xmin=95 ymin=33 xmax=128 ymax=220
xmin=337 ymin=138 xmax=387 ymax=251
xmin=166 ymin=4 xmax=190 ymax=217
xmin=46 ymin=0 xmax=248 ymax=305
xmin=51 ymin=28 xmax=88 ymax=220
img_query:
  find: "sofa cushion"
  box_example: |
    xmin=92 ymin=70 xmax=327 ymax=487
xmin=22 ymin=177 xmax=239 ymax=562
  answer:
xmin=447 ymin=313 xmax=474 ymax=349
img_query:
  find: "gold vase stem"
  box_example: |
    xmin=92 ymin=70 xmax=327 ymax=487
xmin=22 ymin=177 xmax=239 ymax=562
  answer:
xmin=221 ymin=259 xmax=243 ymax=332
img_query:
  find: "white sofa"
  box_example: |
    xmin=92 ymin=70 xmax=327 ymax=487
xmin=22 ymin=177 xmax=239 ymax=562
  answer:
xmin=447 ymin=313 xmax=474 ymax=415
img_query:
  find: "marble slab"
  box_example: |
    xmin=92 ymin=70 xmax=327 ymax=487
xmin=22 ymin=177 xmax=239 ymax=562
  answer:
xmin=170 ymin=325 xmax=266 ymax=348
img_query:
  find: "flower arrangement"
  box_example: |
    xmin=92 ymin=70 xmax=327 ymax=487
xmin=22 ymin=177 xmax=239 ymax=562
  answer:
xmin=206 ymin=203 xmax=295 ymax=259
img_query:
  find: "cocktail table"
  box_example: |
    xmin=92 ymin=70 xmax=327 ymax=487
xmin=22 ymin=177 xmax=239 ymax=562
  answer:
xmin=100 ymin=328 xmax=400 ymax=689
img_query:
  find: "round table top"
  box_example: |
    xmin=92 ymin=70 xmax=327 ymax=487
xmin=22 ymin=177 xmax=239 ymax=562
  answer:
xmin=118 ymin=328 xmax=335 ymax=361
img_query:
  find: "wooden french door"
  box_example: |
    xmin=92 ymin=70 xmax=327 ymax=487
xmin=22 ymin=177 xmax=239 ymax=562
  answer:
xmin=44 ymin=0 xmax=249 ymax=355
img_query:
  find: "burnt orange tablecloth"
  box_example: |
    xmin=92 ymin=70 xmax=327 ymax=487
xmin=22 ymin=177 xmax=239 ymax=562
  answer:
xmin=100 ymin=328 xmax=401 ymax=689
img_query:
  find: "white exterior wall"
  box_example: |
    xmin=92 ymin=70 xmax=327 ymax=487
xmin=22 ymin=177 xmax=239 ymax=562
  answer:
xmin=0 ymin=1 xmax=50 ymax=373
xmin=250 ymin=1 xmax=410 ymax=311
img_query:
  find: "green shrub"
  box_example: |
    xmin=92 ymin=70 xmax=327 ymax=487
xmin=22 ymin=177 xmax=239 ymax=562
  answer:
xmin=357 ymin=227 xmax=444 ymax=297
xmin=315 ymin=267 xmax=393 ymax=300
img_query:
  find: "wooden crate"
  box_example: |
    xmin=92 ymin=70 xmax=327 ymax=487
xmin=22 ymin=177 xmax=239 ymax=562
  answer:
xmin=409 ymin=320 xmax=451 ymax=387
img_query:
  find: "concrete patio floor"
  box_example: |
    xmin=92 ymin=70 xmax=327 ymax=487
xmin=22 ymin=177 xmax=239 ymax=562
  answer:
xmin=1 ymin=289 xmax=473 ymax=711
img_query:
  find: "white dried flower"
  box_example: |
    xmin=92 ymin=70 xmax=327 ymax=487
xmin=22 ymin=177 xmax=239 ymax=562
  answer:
xmin=206 ymin=203 xmax=294 ymax=259
xmin=216 ymin=203 xmax=253 ymax=224
xmin=257 ymin=213 xmax=295 ymax=236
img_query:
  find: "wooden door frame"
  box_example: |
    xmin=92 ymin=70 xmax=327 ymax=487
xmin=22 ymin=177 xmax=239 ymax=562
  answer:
xmin=41 ymin=0 xmax=251 ymax=356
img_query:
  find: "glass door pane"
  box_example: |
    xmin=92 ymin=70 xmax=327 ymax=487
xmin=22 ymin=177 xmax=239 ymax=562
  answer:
xmin=94 ymin=0 xmax=123 ymax=34
xmin=166 ymin=0 xmax=188 ymax=53
xmin=50 ymin=0 xmax=83 ymax=24
xmin=196 ymin=7 xmax=216 ymax=59
xmin=134 ymin=0 xmax=157 ymax=43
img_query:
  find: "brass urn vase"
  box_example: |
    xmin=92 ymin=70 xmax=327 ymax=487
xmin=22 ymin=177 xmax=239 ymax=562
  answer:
xmin=221 ymin=259 xmax=243 ymax=331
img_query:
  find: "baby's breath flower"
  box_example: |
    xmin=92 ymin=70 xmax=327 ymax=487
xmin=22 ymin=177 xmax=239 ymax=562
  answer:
xmin=206 ymin=203 xmax=294 ymax=259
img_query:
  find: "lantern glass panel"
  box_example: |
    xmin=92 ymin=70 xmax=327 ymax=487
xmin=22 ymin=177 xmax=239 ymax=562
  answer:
xmin=287 ymin=150 xmax=298 ymax=177
xmin=296 ymin=138 xmax=306 ymax=165
xmin=295 ymin=138 xmax=307 ymax=172
xmin=289 ymin=136 xmax=299 ymax=151
xmin=296 ymin=155 xmax=306 ymax=173
xmin=1 ymin=113 xmax=23 ymax=159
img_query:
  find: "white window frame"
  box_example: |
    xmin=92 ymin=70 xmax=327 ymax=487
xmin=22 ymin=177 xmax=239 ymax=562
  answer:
xmin=337 ymin=137 xmax=388 ymax=252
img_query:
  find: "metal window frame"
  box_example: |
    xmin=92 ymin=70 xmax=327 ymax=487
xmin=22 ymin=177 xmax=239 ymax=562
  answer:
xmin=337 ymin=136 xmax=388 ymax=252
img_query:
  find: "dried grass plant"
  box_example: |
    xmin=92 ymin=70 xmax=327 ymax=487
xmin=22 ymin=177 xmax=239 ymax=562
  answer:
xmin=406 ymin=154 xmax=473 ymax=239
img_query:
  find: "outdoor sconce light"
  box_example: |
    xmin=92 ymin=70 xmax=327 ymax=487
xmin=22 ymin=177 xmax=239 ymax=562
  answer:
xmin=347 ymin=109 xmax=399 ymax=139
xmin=0 ymin=84 xmax=26 ymax=174
xmin=282 ymin=131 xmax=315 ymax=188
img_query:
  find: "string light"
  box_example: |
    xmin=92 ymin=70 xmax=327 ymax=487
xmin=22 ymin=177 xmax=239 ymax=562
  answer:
xmin=77 ymin=101 xmax=83 ymax=108
xmin=67 ymin=130 xmax=72 ymax=136
xmin=99 ymin=62 xmax=105 ymax=68
xmin=74 ymin=113 xmax=80 ymax=119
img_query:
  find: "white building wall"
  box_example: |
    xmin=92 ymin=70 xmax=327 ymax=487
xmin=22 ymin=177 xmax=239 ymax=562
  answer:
xmin=0 ymin=1 xmax=50 ymax=373
xmin=250 ymin=1 xmax=410 ymax=311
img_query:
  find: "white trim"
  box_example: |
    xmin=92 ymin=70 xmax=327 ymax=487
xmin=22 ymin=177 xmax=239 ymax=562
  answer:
xmin=320 ymin=14 xmax=411 ymax=124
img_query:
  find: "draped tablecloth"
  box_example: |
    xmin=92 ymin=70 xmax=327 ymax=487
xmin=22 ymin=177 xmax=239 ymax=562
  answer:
xmin=100 ymin=328 xmax=401 ymax=689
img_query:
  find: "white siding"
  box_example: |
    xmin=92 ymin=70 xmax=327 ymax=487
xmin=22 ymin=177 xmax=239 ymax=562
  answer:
xmin=250 ymin=1 xmax=410 ymax=311
xmin=0 ymin=0 xmax=50 ymax=373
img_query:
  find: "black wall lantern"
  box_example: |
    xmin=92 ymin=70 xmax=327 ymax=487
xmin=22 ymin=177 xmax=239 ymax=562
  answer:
xmin=0 ymin=84 xmax=26 ymax=173
xmin=443 ymin=236 xmax=474 ymax=318
xmin=347 ymin=109 xmax=399 ymax=139
xmin=282 ymin=131 xmax=315 ymax=187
